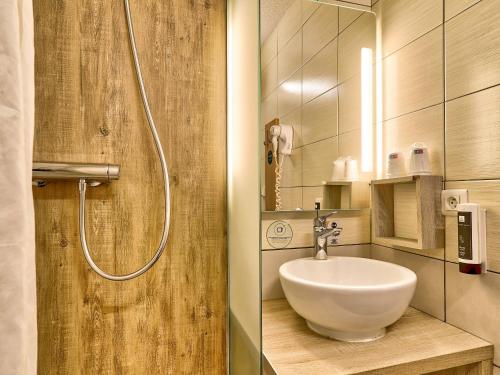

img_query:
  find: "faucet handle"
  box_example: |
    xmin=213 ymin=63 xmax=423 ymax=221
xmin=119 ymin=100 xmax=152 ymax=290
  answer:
xmin=315 ymin=211 xmax=337 ymax=226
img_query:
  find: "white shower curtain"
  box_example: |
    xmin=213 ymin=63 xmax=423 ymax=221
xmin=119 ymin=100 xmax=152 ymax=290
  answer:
xmin=0 ymin=0 xmax=37 ymax=374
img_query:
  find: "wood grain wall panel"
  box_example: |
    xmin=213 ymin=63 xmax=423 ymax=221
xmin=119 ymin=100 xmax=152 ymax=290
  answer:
xmin=302 ymin=0 xmax=319 ymax=24
xmin=280 ymin=148 xmax=303 ymax=188
xmin=445 ymin=0 xmax=500 ymax=100
xmin=301 ymin=137 xmax=338 ymax=186
xmin=262 ymin=28 xmax=278 ymax=68
xmin=301 ymin=88 xmax=338 ymax=146
xmin=279 ymin=187 xmax=303 ymax=210
xmin=302 ymin=4 xmax=338 ymax=64
xmin=302 ymin=39 xmax=338 ymax=103
xmin=377 ymin=0 xmax=442 ymax=58
xmin=445 ymin=180 xmax=500 ymax=273
xmin=278 ymin=31 xmax=302 ymax=85
xmin=382 ymin=105 xmax=444 ymax=176
xmin=277 ymin=0 xmax=302 ymax=51
xmin=338 ymin=75 xmax=361 ymax=135
xmin=382 ymin=27 xmax=443 ymax=120
xmin=262 ymin=57 xmax=278 ymax=98
xmin=446 ymin=86 xmax=500 ymax=181
xmin=371 ymin=245 xmax=445 ymax=320
xmin=338 ymin=13 xmax=375 ymax=84
xmin=446 ymin=262 xmax=500 ymax=366
xmin=278 ymin=69 xmax=302 ymax=117
xmin=339 ymin=8 xmax=363 ymax=33
xmin=261 ymin=91 xmax=278 ymax=127
xmin=444 ymin=0 xmax=481 ymax=21
xmin=33 ymin=0 xmax=227 ymax=373
xmin=393 ymin=184 xmax=418 ymax=240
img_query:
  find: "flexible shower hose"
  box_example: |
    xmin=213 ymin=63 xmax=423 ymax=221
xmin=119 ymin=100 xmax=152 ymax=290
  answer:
xmin=78 ymin=0 xmax=171 ymax=281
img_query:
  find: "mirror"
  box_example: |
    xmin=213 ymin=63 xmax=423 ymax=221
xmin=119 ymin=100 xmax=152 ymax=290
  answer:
xmin=260 ymin=0 xmax=376 ymax=212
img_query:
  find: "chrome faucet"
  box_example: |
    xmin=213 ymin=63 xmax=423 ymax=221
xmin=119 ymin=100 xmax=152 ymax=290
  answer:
xmin=313 ymin=211 xmax=342 ymax=260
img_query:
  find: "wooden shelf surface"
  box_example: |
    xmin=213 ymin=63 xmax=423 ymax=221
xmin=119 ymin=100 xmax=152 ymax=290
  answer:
xmin=371 ymin=174 xmax=441 ymax=185
xmin=263 ymin=299 xmax=492 ymax=375
xmin=322 ymin=180 xmax=353 ymax=186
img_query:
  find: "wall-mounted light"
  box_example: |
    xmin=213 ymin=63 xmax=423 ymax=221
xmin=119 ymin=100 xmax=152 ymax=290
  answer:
xmin=361 ymin=47 xmax=373 ymax=173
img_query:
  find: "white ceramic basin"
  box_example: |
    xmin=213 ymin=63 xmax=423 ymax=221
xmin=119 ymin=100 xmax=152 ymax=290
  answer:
xmin=279 ymin=257 xmax=417 ymax=342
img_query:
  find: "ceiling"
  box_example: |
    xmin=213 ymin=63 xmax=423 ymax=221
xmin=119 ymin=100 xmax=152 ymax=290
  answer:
xmin=260 ymin=0 xmax=296 ymax=43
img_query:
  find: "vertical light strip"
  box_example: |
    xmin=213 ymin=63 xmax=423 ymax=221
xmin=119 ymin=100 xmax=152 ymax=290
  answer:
xmin=361 ymin=47 xmax=373 ymax=172
xmin=375 ymin=10 xmax=383 ymax=178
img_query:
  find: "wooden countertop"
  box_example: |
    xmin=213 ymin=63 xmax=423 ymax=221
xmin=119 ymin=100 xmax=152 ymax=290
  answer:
xmin=263 ymin=299 xmax=493 ymax=375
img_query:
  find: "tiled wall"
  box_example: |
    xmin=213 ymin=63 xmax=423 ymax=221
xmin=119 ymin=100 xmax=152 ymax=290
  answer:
xmin=261 ymin=0 xmax=375 ymax=210
xmin=373 ymin=0 xmax=500 ymax=370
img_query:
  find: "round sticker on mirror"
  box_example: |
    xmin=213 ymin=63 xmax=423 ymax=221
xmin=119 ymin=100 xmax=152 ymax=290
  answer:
xmin=266 ymin=221 xmax=293 ymax=249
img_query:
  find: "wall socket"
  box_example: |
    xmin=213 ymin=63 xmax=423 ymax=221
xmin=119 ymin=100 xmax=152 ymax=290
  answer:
xmin=441 ymin=189 xmax=468 ymax=215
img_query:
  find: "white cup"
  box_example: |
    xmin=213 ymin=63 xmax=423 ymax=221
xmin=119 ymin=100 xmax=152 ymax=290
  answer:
xmin=331 ymin=158 xmax=346 ymax=180
xmin=409 ymin=142 xmax=431 ymax=175
xmin=387 ymin=152 xmax=406 ymax=178
xmin=345 ymin=159 xmax=359 ymax=181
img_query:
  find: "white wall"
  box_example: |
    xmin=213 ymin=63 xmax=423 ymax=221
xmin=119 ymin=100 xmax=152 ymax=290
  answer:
xmin=227 ymin=0 xmax=261 ymax=373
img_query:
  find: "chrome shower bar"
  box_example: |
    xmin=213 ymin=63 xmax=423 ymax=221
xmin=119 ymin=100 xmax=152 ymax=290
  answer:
xmin=32 ymin=161 xmax=120 ymax=187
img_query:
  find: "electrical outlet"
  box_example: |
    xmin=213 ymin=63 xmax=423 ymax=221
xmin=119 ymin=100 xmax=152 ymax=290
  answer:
xmin=442 ymin=189 xmax=468 ymax=215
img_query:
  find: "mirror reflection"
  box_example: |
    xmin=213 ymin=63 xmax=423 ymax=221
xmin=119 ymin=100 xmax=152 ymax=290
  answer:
xmin=260 ymin=0 xmax=375 ymax=212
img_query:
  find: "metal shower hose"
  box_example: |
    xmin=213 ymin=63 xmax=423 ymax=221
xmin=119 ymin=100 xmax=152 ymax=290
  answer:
xmin=78 ymin=0 xmax=171 ymax=281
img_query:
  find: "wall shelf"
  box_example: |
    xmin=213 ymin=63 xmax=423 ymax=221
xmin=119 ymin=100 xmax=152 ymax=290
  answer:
xmin=322 ymin=180 xmax=352 ymax=209
xmin=371 ymin=175 xmax=444 ymax=250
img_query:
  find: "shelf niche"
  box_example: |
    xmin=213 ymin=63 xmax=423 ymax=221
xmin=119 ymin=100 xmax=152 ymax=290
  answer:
xmin=371 ymin=175 xmax=444 ymax=250
xmin=322 ymin=181 xmax=352 ymax=209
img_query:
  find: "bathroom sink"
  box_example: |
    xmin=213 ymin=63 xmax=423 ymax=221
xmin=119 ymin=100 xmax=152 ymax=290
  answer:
xmin=279 ymin=257 xmax=417 ymax=342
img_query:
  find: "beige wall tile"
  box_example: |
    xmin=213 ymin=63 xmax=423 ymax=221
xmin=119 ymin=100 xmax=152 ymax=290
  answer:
xmin=262 ymin=57 xmax=278 ymax=99
xmin=262 ymin=28 xmax=277 ymax=68
xmin=337 ymin=129 xmax=373 ymax=209
xmin=278 ymin=69 xmax=302 ymax=117
xmin=383 ymin=27 xmax=443 ymax=120
xmin=377 ymin=0 xmax=443 ymax=58
xmin=278 ymin=31 xmax=302 ymax=84
xmin=382 ymin=105 xmax=444 ymax=176
xmin=445 ymin=180 xmax=500 ymax=273
xmin=494 ymin=365 xmax=500 ymax=375
xmin=262 ymin=245 xmax=371 ymax=300
xmin=262 ymin=212 xmax=371 ymax=250
xmin=445 ymin=0 xmax=481 ymax=21
xmin=279 ymin=187 xmax=303 ymax=210
xmin=302 ymin=39 xmax=338 ymax=103
xmin=339 ymin=7 xmax=363 ymax=33
xmin=302 ymin=0 xmax=319 ymax=24
xmin=277 ymin=0 xmax=302 ymax=51
xmin=350 ymin=181 xmax=371 ymax=209
xmin=338 ymin=129 xmax=360 ymax=160
xmin=302 ymin=137 xmax=338 ymax=185
xmin=338 ymin=74 xmax=361 ymax=135
xmin=393 ymin=183 xmax=418 ymax=239
xmin=302 ymin=4 xmax=338 ymax=64
xmin=302 ymin=186 xmax=324 ymax=210
xmin=302 ymin=88 xmax=338 ymax=146
xmin=371 ymin=245 xmax=445 ymax=320
xmin=446 ymin=86 xmax=500 ymax=181
xmin=262 ymin=248 xmax=312 ymax=300
xmin=446 ymin=261 xmax=500 ymax=366
xmin=261 ymin=91 xmax=278 ymax=127
xmin=280 ymin=148 xmax=302 ymax=188
xmin=281 ymin=107 xmax=302 ymax=149
xmin=446 ymin=0 xmax=500 ymax=100
xmin=338 ymin=13 xmax=375 ymax=84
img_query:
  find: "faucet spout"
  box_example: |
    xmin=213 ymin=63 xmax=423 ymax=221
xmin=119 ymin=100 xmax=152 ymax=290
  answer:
xmin=313 ymin=211 xmax=342 ymax=260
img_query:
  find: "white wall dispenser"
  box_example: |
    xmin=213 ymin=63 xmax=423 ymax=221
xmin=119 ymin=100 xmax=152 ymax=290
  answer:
xmin=457 ymin=203 xmax=487 ymax=275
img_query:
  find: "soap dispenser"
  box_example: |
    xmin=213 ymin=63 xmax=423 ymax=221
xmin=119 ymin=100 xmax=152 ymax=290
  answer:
xmin=457 ymin=203 xmax=487 ymax=274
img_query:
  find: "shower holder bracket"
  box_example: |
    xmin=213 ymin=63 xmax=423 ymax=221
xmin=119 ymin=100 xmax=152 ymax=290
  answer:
xmin=32 ymin=161 xmax=120 ymax=187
